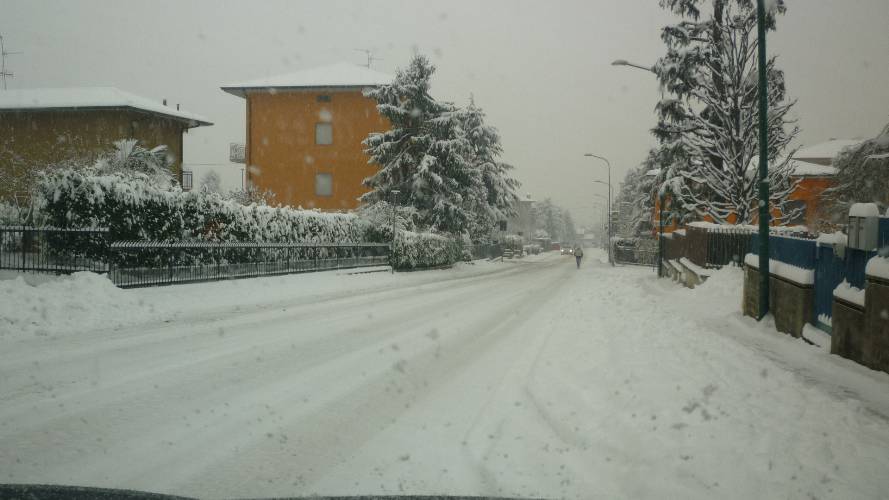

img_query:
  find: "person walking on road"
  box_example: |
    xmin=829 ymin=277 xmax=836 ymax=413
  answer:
xmin=573 ymin=244 xmax=584 ymax=269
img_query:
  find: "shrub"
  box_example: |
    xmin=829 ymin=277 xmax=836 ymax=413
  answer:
xmin=33 ymin=168 xmax=368 ymax=263
xmin=391 ymin=230 xmax=462 ymax=270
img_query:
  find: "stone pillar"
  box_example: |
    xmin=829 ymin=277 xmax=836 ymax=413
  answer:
xmin=863 ymin=276 xmax=889 ymax=374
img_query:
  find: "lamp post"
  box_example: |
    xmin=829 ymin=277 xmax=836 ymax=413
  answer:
xmin=390 ymin=190 xmax=400 ymax=274
xmin=612 ymin=57 xmax=665 ymax=275
xmin=592 ymin=180 xmax=613 ymax=197
xmin=611 ymin=59 xmax=655 ymax=73
xmin=755 ymin=0 xmax=771 ymax=319
xmin=584 ymin=153 xmax=613 ymax=266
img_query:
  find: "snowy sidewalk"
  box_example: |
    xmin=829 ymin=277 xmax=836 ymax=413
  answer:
xmin=1 ymin=251 xmax=888 ymax=499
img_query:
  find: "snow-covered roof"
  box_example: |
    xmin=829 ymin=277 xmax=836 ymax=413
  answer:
xmin=644 ymin=168 xmax=661 ymax=177
xmin=0 ymin=87 xmax=212 ymax=127
xmin=222 ymin=62 xmax=394 ymax=98
xmin=792 ymin=139 xmax=862 ymax=161
xmin=787 ymin=159 xmax=837 ymax=177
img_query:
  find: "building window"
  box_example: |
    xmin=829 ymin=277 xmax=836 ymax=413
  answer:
xmin=182 ymin=171 xmax=193 ymax=191
xmin=315 ymin=173 xmax=333 ymax=197
xmin=317 ymin=95 xmax=331 ymax=102
xmin=315 ymin=123 xmax=333 ymax=145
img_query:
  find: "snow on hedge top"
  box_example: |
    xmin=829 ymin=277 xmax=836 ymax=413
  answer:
xmin=849 ymin=202 xmax=880 ymax=217
xmin=222 ymin=62 xmax=394 ymax=97
xmin=0 ymin=87 xmax=212 ymax=126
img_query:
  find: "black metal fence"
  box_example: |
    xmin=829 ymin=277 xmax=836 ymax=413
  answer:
xmin=613 ymin=237 xmax=658 ymax=267
xmin=109 ymin=241 xmax=390 ymax=288
xmin=0 ymin=226 xmax=110 ymax=273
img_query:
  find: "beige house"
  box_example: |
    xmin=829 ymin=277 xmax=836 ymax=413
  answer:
xmin=0 ymin=87 xmax=212 ymax=201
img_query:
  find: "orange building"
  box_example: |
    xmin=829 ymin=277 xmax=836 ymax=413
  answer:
xmin=222 ymin=62 xmax=393 ymax=210
xmin=784 ymin=139 xmax=861 ymax=229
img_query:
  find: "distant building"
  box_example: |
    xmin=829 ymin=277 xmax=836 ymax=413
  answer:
xmin=221 ymin=62 xmax=393 ymax=210
xmin=182 ymin=163 xmax=246 ymax=193
xmin=0 ymin=87 xmax=212 ymax=200
xmin=506 ymin=194 xmax=535 ymax=243
xmin=786 ymin=139 xmax=862 ymax=228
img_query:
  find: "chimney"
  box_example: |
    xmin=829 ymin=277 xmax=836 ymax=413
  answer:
xmin=163 ymin=99 xmax=167 ymax=106
xmin=176 ymin=103 xmax=180 ymax=110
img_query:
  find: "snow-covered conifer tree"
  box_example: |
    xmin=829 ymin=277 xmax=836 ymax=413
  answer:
xmin=457 ymin=97 xmax=521 ymax=239
xmin=362 ymin=54 xmax=474 ymax=234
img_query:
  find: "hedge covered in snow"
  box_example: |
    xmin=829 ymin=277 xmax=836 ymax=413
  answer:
xmin=28 ymin=169 xmax=467 ymax=271
xmin=35 ymin=169 xmax=367 ymax=243
xmin=391 ymin=230 xmax=462 ymax=270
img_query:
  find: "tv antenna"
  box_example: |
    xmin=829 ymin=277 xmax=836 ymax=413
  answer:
xmin=354 ymin=48 xmax=382 ymax=69
xmin=1 ymin=34 xmax=22 ymax=90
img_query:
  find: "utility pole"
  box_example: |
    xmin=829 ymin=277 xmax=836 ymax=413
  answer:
xmin=390 ymin=190 xmax=400 ymax=274
xmin=756 ymin=0 xmax=771 ymax=319
xmin=0 ymin=34 xmax=23 ymax=90
xmin=354 ymin=48 xmax=382 ymax=69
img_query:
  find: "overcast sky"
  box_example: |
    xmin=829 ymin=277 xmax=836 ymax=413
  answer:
xmin=3 ymin=0 xmax=888 ymax=226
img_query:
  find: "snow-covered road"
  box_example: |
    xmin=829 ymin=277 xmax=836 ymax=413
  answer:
xmin=2 ymin=251 xmax=889 ymax=499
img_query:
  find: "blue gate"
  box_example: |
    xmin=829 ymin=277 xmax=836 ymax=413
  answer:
xmin=813 ymin=242 xmax=878 ymax=332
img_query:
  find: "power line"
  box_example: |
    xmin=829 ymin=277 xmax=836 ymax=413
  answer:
xmin=0 ymin=33 xmax=23 ymax=90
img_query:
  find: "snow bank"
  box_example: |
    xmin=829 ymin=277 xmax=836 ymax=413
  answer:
xmin=833 ymin=280 xmax=866 ymax=307
xmin=0 ymin=272 xmax=153 ymax=337
xmin=849 ymin=202 xmax=880 ymax=217
xmin=865 ymin=255 xmax=889 ymax=280
xmin=744 ymin=253 xmax=815 ymax=285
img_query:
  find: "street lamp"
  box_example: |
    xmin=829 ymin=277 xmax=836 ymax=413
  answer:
xmin=612 ymin=57 xmax=666 ymax=276
xmin=584 ymin=153 xmax=614 ymax=266
xmin=390 ymin=190 xmax=401 ymax=274
xmin=611 ymin=59 xmax=656 ymax=74
xmin=592 ymin=180 xmax=613 ymax=196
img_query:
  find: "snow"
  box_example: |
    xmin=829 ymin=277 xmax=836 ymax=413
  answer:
xmin=679 ymin=257 xmax=709 ymax=276
xmin=786 ymin=159 xmax=838 ymax=177
xmin=865 ymin=255 xmax=889 ymax=280
xmin=792 ymin=139 xmax=862 ymax=162
xmin=2 ymin=252 xmax=889 ymax=499
xmin=0 ymin=87 xmax=212 ymax=126
xmin=222 ymin=62 xmax=394 ymax=97
xmin=744 ymin=253 xmax=815 ymax=285
xmin=833 ymin=280 xmax=866 ymax=307
xmin=816 ymin=231 xmax=847 ymax=246
xmin=849 ymin=202 xmax=880 ymax=217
